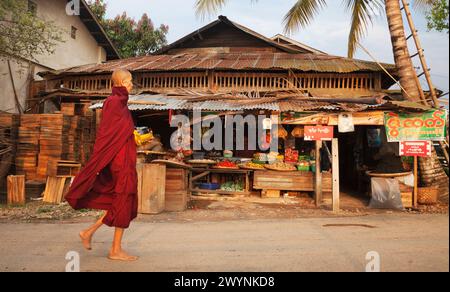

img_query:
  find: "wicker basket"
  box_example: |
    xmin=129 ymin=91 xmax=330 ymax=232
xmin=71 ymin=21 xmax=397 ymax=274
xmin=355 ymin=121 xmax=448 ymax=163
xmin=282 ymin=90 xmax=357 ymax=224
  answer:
xmin=418 ymin=187 xmax=439 ymax=205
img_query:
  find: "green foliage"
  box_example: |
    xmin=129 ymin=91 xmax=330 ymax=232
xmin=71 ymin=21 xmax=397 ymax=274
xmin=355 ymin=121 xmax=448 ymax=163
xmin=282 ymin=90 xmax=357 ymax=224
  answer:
xmin=88 ymin=0 xmax=169 ymax=58
xmin=426 ymin=0 xmax=449 ymax=33
xmin=0 ymin=0 xmax=64 ymax=62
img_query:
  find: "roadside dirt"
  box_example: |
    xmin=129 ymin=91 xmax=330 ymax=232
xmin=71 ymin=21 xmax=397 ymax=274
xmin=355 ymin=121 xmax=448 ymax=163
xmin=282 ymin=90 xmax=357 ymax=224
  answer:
xmin=0 ymin=194 xmax=447 ymax=225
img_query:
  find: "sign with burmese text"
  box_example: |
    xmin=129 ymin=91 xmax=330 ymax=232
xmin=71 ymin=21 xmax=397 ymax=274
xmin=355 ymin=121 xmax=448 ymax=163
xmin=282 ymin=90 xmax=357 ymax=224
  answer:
xmin=384 ymin=110 xmax=447 ymax=142
xmin=304 ymin=126 xmax=334 ymax=141
xmin=399 ymin=141 xmax=432 ymax=157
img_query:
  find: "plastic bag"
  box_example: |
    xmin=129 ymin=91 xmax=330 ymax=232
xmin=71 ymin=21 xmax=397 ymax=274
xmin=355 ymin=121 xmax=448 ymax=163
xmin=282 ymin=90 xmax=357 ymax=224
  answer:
xmin=369 ymin=177 xmax=404 ymax=210
xmin=397 ymin=174 xmax=415 ymax=187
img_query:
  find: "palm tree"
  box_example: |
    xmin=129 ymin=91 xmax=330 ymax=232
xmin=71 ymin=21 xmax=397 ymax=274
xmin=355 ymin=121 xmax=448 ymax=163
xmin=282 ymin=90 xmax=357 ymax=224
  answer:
xmin=196 ymin=0 xmax=449 ymax=199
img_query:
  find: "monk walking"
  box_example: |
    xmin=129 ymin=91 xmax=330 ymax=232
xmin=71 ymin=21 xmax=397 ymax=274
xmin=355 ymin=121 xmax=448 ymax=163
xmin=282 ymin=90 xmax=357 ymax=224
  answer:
xmin=65 ymin=69 xmax=138 ymax=261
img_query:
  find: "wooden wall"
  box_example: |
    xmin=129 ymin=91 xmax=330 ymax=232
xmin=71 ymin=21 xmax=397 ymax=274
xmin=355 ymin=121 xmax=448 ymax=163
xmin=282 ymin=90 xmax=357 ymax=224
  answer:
xmin=60 ymin=71 xmax=382 ymax=94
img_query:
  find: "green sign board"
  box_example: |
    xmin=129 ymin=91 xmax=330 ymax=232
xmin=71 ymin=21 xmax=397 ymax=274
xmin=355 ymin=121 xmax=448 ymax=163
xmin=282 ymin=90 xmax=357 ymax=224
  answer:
xmin=384 ymin=110 xmax=448 ymax=142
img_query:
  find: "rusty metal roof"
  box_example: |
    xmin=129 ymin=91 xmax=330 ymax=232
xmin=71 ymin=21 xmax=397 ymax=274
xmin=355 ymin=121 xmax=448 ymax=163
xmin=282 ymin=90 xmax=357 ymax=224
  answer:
xmin=40 ymin=52 xmax=395 ymax=78
xmin=90 ymin=94 xmax=427 ymax=113
xmin=90 ymin=94 xmax=279 ymax=111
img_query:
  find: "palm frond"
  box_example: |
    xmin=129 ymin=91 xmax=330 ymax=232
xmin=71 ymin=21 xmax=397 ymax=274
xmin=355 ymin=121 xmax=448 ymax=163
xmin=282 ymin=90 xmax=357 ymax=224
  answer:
xmin=195 ymin=0 xmax=228 ymax=19
xmin=346 ymin=0 xmax=383 ymax=58
xmin=195 ymin=0 xmax=259 ymax=19
xmin=413 ymin=0 xmax=437 ymax=11
xmin=283 ymin=0 xmax=327 ymax=35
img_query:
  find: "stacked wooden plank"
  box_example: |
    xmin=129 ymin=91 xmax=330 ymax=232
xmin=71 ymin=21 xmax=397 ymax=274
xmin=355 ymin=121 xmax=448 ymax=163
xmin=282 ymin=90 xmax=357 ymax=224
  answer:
xmin=80 ymin=115 xmax=96 ymax=164
xmin=0 ymin=114 xmax=19 ymax=186
xmin=16 ymin=115 xmax=41 ymax=181
xmin=66 ymin=116 xmax=81 ymax=162
xmin=0 ymin=114 xmax=19 ymax=140
xmin=37 ymin=114 xmax=71 ymax=180
xmin=60 ymin=103 xmax=75 ymax=116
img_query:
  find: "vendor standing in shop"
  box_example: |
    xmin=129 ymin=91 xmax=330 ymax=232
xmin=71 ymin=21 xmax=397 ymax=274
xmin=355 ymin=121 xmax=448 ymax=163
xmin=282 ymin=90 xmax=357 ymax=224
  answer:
xmin=65 ymin=69 xmax=139 ymax=262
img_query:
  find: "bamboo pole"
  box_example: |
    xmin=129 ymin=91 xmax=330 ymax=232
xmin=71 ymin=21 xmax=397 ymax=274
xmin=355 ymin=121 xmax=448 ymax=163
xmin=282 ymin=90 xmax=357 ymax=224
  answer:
xmin=414 ymin=156 xmax=418 ymax=208
xmin=401 ymin=0 xmax=440 ymax=107
xmin=332 ymin=138 xmax=340 ymax=212
xmin=315 ymin=140 xmax=322 ymax=207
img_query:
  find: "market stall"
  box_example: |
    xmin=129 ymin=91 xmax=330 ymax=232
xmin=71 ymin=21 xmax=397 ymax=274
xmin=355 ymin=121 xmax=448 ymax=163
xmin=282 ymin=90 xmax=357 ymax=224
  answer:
xmin=128 ymin=105 xmax=339 ymax=205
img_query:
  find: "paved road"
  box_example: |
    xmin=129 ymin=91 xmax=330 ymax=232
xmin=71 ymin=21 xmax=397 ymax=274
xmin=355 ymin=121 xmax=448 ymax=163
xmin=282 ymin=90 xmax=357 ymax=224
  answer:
xmin=0 ymin=214 xmax=448 ymax=272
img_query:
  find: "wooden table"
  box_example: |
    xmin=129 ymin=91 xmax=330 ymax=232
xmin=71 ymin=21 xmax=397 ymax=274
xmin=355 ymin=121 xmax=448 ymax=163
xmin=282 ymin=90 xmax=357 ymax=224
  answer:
xmin=190 ymin=167 xmax=253 ymax=196
xmin=253 ymin=170 xmax=332 ymax=192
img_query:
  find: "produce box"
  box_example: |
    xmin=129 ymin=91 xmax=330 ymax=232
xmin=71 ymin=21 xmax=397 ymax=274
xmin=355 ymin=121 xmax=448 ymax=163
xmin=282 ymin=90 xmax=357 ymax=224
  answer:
xmin=285 ymin=149 xmax=299 ymax=163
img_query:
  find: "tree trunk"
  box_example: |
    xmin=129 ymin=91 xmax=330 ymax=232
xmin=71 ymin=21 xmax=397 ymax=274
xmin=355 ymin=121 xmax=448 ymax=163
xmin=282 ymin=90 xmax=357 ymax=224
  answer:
xmin=385 ymin=0 xmax=421 ymax=101
xmin=385 ymin=0 xmax=449 ymax=200
xmin=419 ymin=148 xmax=449 ymax=203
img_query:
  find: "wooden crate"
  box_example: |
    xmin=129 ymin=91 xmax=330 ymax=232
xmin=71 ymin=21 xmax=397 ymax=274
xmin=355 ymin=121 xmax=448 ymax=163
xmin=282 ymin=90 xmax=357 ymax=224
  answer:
xmin=6 ymin=175 xmax=26 ymax=205
xmin=47 ymin=160 xmax=81 ymax=177
xmin=7 ymin=175 xmax=25 ymax=205
xmin=165 ymin=168 xmax=189 ymax=212
xmin=137 ymin=163 xmax=166 ymax=214
xmin=43 ymin=176 xmax=73 ymax=204
xmin=16 ymin=115 xmax=41 ymax=181
xmin=261 ymin=190 xmax=281 ymax=198
xmin=253 ymin=171 xmax=332 ymax=192
xmin=38 ymin=114 xmax=74 ymax=179
xmin=401 ymin=192 xmax=413 ymax=209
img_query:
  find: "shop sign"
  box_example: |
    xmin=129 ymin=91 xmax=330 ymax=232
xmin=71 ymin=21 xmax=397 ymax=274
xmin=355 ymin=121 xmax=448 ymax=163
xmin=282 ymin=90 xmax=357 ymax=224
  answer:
xmin=304 ymin=126 xmax=334 ymax=141
xmin=399 ymin=141 xmax=432 ymax=157
xmin=384 ymin=110 xmax=447 ymax=142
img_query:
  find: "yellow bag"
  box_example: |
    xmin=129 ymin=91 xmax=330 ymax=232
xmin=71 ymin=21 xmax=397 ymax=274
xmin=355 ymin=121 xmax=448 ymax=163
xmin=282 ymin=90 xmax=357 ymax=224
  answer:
xmin=134 ymin=130 xmax=153 ymax=146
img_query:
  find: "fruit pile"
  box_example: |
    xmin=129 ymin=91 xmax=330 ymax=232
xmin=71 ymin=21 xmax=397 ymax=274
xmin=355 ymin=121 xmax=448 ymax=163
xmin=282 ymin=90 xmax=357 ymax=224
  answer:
xmin=265 ymin=162 xmax=297 ymax=171
xmin=240 ymin=161 xmax=265 ymax=169
xmin=215 ymin=160 xmax=238 ymax=169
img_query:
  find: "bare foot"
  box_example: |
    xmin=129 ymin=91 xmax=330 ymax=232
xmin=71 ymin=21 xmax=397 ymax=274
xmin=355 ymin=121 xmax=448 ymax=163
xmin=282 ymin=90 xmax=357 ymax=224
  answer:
xmin=108 ymin=250 xmax=139 ymax=262
xmin=79 ymin=231 xmax=92 ymax=251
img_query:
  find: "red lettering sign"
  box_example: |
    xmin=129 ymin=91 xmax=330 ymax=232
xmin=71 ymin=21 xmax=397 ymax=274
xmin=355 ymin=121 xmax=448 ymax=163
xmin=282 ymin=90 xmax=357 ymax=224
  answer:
xmin=399 ymin=141 xmax=432 ymax=157
xmin=304 ymin=126 xmax=334 ymax=141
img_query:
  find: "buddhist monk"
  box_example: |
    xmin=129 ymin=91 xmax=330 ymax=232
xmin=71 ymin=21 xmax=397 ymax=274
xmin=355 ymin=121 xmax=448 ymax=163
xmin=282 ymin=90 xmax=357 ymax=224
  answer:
xmin=65 ymin=69 xmax=138 ymax=261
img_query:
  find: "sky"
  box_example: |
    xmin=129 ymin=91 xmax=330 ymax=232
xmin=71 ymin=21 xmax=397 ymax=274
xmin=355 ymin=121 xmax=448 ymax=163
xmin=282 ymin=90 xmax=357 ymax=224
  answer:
xmin=104 ymin=0 xmax=449 ymax=103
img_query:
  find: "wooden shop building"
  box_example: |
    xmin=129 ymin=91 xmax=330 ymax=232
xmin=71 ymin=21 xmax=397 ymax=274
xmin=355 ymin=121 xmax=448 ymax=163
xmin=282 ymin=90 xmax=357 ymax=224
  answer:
xmin=4 ymin=16 xmax=447 ymax=212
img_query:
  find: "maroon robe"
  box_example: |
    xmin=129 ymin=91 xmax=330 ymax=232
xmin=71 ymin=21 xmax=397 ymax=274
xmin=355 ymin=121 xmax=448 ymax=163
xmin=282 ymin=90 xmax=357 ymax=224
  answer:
xmin=65 ymin=86 xmax=138 ymax=229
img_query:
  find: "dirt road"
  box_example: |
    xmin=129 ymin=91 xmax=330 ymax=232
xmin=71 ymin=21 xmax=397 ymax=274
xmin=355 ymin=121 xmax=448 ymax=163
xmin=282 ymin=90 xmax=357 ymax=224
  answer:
xmin=0 ymin=213 xmax=448 ymax=272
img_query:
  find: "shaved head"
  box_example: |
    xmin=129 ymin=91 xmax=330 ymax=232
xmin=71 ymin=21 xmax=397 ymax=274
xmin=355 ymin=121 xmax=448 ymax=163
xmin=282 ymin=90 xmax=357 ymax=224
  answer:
xmin=112 ymin=69 xmax=132 ymax=86
xmin=112 ymin=69 xmax=133 ymax=93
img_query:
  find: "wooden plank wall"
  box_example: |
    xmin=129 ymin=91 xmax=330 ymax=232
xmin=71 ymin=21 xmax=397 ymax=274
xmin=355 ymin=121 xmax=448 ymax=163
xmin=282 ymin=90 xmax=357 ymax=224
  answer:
xmin=60 ymin=72 xmax=382 ymax=93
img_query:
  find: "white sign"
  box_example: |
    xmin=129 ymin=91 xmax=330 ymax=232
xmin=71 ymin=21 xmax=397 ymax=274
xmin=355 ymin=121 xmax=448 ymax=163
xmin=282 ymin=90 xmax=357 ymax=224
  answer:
xmin=338 ymin=113 xmax=355 ymax=133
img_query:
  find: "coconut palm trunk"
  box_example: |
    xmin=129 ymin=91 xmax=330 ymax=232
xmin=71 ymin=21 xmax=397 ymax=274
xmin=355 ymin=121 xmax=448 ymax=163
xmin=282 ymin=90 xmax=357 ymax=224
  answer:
xmin=385 ymin=0 xmax=449 ymax=201
xmin=385 ymin=0 xmax=421 ymax=101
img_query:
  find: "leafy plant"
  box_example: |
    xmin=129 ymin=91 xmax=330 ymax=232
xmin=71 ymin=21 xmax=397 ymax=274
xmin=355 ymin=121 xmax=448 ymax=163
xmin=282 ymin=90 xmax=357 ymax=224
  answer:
xmin=0 ymin=0 xmax=64 ymax=62
xmin=88 ymin=0 xmax=169 ymax=58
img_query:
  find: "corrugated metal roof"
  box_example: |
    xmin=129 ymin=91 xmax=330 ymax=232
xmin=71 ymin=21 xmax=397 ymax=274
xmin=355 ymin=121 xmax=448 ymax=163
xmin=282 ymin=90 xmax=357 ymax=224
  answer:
xmin=278 ymin=101 xmax=383 ymax=112
xmin=40 ymin=53 xmax=396 ymax=78
xmin=90 ymin=95 xmax=279 ymax=111
xmin=192 ymin=101 xmax=279 ymax=111
xmin=90 ymin=94 xmax=403 ymax=113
